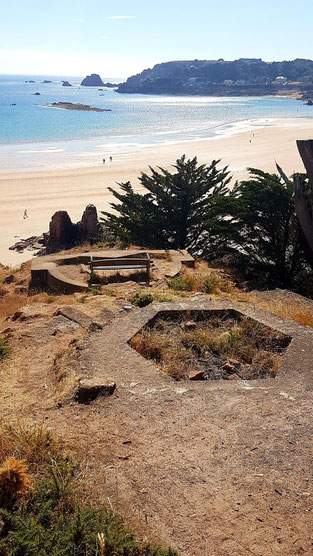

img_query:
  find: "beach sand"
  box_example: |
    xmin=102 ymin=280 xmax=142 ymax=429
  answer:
xmin=1 ymin=117 xmax=313 ymax=266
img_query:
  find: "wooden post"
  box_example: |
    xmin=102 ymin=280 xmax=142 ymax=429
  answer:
xmin=146 ymin=254 xmax=150 ymax=284
xmin=89 ymin=255 xmax=93 ymax=284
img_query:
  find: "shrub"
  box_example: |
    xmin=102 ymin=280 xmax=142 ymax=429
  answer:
xmin=169 ymin=275 xmax=192 ymax=292
xmin=0 ymin=425 xmax=179 ymax=556
xmin=0 ymin=457 xmax=32 ymax=502
xmin=130 ymin=293 xmax=154 ymax=308
xmin=0 ymin=337 xmax=10 ymax=361
xmin=202 ymin=275 xmax=220 ymax=294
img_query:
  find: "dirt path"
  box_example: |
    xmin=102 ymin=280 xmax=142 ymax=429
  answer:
xmin=1 ymin=298 xmax=312 ymax=555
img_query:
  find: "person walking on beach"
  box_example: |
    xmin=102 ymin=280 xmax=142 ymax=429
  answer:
xmin=110 ymin=156 xmax=112 ymax=162
xmin=103 ymin=158 xmax=106 ymax=164
xmin=23 ymin=209 xmax=28 ymax=219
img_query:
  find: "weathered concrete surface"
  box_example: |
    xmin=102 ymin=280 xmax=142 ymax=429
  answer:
xmin=57 ymin=306 xmax=102 ymax=331
xmin=67 ymin=299 xmax=313 ymax=555
xmin=30 ymin=249 xmax=195 ymax=293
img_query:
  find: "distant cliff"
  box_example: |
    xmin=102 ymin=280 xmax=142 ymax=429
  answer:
xmin=117 ymin=58 xmax=313 ymax=96
xmin=81 ymin=74 xmax=104 ymax=86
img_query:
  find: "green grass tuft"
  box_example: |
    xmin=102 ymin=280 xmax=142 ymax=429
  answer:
xmin=0 ymin=337 xmax=10 ymax=361
xmin=169 ymin=276 xmax=192 ymax=292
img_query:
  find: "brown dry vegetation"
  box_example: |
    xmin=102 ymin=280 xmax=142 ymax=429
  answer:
xmin=130 ymin=312 xmax=289 ymax=381
xmin=169 ymin=261 xmax=235 ymax=294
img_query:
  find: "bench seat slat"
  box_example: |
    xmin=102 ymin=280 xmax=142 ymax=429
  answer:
xmin=91 ymin=264 xmax=147 ymax=271
xmin=90 ymin=259 xmax=148 ymax=267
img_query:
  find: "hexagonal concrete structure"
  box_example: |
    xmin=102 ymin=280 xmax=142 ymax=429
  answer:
xmin=128 ymin=308 xmax=292 ymax=380
xmin=87 ymin=300 xmax=313 ymax=393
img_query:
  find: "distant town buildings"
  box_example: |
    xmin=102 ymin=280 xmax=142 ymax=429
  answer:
xmin=274 ymin=76 xmax=288 ymax=85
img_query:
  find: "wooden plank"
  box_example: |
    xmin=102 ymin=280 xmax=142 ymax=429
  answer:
xmin=90 ymin=258 xmax=149 ymax=267
xmin=92 ymin=265 xmax=148 ymax=271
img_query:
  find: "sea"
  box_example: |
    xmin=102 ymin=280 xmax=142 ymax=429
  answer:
xmin=1 ymin=74 xmax=313 ymax=172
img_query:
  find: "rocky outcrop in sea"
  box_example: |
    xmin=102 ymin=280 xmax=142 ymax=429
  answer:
xmin=81 ymin=74 xmax=104 ymax=86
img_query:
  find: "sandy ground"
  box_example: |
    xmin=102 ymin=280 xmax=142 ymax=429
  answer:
xmin=1 ymin=117 xmax=313 ymax=266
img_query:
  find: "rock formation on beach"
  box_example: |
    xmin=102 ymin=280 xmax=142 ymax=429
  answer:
xmin=42 ymin=80 xmax=52 ymax=83
xmin=47 ymin=204 xmax=102 ymax=252
xmin=62 ymin=81 xmax=72 ymax=87
xmin=10 ymin=204 xmax=102 ymax=255
xmin=81 ymin=73 xmax=104 ymax=86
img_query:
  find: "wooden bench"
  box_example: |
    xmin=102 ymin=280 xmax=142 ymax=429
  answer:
xmin=89 ymin=254 xmax=151 ymax=284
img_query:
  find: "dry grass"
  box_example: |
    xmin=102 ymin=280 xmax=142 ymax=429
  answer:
xmin=130 ymin=312 xmax=289 ymax=380
xmin=230 ymin=292 xmax=313 ymax=328
xmin=169 ymin=261 xmax=235 ymax=295
xmin=130 ymin=330 xmax=171 ymax=362
xmin=0 ymin=260 xmax=76 ymax=325
xmin=0 ymin=457 xmax=32 ymax=500
xmin=0 ymin=422 xmax=58 ymax=471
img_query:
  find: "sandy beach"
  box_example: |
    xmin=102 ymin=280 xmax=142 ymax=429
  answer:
xmin=1 ymin=117 xmax=313 ymax=267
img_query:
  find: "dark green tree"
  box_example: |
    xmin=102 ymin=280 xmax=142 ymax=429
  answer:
xmin=101 ymin=155 xmax=231 ymax=249
xmin=203 ymin=168 xmax=313 ymax=290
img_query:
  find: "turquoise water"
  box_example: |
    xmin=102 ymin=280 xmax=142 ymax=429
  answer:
xmin=1 ymin=74 xmax=313 ymax=170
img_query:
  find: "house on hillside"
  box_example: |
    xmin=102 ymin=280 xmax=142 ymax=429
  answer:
xmin=274 ymin=76 xmax=287 ymax=85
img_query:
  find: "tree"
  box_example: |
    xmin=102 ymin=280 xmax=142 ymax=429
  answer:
xmin=277 ymin=140 xmax=313 ymax=255
xmin=202 ymin=169 xmax=313 ymax=291
xmin=101 ymin=155 xmax=231 ymax=250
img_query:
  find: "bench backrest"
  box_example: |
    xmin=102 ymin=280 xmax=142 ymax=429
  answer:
xmin=90 ymin=257 xmax=150 ymax=268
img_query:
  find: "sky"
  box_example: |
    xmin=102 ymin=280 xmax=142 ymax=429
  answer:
xmin=1 ymin=0 xmax=313 ymax=78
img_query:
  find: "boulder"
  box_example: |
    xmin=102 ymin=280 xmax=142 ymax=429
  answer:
xmin=47 ymin=210 xmax=78 ymax=252
xmin=223 ymin=362 xmax=235 ymax=373
xmin=77 ymin=204 xmax=101 ymax=242
xmin=81 ymin=73 xmax=104 ymax=87
xmin=306 ymin=99 xmax=313 ymax=106
xmin=74 ymin=379 xmax=116 ymax=403
xmin=4 ymin=274 xmax=14 ymax=284
xmin=189 ymin=370 xmax=205 ymax=381
xmin=33 ymin=92 xmax=41 ymax=95
xmin=11 ymin=205 xmax=102 ymax=255
xmin=62 ymin=81 xmax=72 ymax=87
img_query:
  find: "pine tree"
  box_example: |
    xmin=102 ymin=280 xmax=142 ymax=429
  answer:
xmin=101 ymin=155 xmax=231 ymax=249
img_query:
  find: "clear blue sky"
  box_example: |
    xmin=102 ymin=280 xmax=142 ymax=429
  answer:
xmin=1 ymin=0 xmax=313 ymax=77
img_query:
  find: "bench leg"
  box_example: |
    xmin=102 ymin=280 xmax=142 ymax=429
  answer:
xmin=146 ymin=263 xmax=150 ymax=285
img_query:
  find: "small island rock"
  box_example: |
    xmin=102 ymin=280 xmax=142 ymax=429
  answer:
xmin=81 ymin=73 xmax=104 ymax=87
xmin=47 ymin=102 xmax=111 ymax=112
xmin=62 ymin=81 xmax=72 ymax=87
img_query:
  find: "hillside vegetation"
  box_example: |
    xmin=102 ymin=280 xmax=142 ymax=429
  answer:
xmin=117 ymin=57 xmax=313 ymax=95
